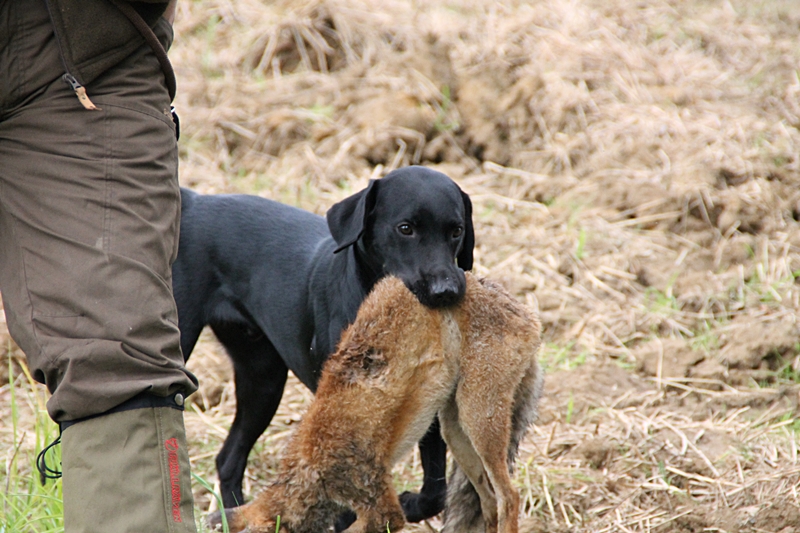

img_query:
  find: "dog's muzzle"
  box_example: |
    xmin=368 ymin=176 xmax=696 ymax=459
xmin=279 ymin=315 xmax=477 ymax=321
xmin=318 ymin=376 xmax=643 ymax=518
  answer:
xmin=413 ymin=274 xmax=465 ymax=308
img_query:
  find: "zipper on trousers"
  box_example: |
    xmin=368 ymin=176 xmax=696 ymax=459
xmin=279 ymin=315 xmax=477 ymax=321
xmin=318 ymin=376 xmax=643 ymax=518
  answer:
xmin=43 ymin=1 xmax=99 ymax=111
xmin=62 ymin=73 xmax=98 ymax=110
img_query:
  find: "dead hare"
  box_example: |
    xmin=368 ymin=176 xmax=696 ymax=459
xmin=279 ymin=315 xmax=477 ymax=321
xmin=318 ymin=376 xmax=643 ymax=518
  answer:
xmin=221 ymin=272 xmax=543 ymax=533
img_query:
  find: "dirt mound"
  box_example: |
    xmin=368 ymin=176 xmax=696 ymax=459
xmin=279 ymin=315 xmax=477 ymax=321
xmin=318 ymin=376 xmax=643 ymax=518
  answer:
xmin=633 ymin=316 xmax=800 ymax=386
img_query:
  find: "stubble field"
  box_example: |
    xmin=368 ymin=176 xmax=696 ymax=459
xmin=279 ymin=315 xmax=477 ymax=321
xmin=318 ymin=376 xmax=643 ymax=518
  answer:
xmin=2 ymin=0 xmax=800 ymax=531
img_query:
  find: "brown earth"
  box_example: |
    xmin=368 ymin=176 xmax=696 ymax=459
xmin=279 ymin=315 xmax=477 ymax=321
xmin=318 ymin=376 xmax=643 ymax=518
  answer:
xmin=1 ymin=0 xmax=799 ymax=531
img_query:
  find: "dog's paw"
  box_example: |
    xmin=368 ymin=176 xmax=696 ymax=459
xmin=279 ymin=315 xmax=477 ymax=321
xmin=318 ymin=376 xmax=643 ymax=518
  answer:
xmin=399 ymin=490 xmax=446 ymax=522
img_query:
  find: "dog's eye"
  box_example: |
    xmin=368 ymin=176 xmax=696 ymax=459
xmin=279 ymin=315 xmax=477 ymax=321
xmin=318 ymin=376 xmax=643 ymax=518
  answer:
xmin=398 ymin=224 xmax=414 ymax=236
xmin=452 ymin=226 xmax=463 ymax=238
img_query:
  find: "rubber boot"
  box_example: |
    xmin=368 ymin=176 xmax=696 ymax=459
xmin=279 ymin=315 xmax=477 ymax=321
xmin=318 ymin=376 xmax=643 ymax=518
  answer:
xmin=60 ymin=398 xmax=197 ymax=533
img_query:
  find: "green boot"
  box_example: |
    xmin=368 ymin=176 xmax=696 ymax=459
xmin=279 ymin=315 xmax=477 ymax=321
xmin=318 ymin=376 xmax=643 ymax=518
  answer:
xmin=60 ymin=395 xmax=197 ymax=533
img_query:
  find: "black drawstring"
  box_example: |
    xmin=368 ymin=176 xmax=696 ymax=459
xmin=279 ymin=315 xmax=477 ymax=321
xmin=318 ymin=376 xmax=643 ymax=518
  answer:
xmin=35 ymin=392 xmax=186 ymax=485
xmin=36 ymin=432 xmax=63 ymax=486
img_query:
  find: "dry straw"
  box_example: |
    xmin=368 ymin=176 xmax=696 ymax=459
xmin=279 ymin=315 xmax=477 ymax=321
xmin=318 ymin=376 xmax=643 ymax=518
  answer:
xmin=2 ymin=0 xmax=799 ymax=531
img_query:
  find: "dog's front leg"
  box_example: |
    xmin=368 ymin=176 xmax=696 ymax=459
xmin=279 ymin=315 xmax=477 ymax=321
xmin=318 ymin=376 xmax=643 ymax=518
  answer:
xmin=399 ymin=419 xmax=448 ymax=521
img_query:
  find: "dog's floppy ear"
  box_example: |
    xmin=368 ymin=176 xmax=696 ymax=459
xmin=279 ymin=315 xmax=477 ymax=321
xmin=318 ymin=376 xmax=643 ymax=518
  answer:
xmin=327 ymin=180 xmax=379 ymax=254
xmin=457 ymin=189 xmax=475 ymax=271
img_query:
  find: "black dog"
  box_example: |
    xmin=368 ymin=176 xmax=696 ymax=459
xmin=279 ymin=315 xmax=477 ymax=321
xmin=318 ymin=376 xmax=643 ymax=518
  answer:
xmin=172 ymin=166 xmax=474 ymax=525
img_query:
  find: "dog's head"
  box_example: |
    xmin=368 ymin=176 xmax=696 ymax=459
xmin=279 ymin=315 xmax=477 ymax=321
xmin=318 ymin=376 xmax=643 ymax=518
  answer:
xmin=327 ymin=166 xmax=474 ymax=308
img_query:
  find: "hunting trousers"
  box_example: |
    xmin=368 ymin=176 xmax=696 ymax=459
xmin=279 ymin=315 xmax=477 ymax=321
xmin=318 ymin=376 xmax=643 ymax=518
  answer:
xmin=1 ymin=2 xmax=198 ymax=531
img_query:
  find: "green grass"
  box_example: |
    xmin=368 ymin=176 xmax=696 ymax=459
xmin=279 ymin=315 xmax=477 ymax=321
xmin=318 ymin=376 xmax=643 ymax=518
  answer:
xmin=739 ymin=257 xmax=799 ymax=307
xmin=306 ymin=104 xmax=335 ymax=120
xmin=1 ymin=362 xmax=63 ymax=533
xmin=574 ymin=226 xmax=587 ymax=260
xmin=689 ymin=320 xmax=724 ymax=354
xmin=565 ymin=393 xmax=575 ymax=424
xmin=538 ymin=342 xmax=590 ymax=372
xmin=200 ymin=15 xmax=224 ymax=79
xmin=1 ymin=358 xmax=229 ymax=533
xmin=433 ymin=85 xmax=459 ymax=133
xmin=643 ymin=285 xmax=680 ymax=319
xmin=775 ymin=345 xmax=800 ymax=384
xmin=192 ymin=473 xmax=231 ymax=533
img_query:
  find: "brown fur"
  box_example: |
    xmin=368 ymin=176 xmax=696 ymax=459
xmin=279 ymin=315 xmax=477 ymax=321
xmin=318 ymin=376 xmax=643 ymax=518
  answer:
xmin=225 ymin=273 xmax=542 ymax=533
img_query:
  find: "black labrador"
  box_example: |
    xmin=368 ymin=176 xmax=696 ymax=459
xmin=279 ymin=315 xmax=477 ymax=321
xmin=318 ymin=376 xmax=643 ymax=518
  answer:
xmin=172 ymin=166 xmax=474 ymax=525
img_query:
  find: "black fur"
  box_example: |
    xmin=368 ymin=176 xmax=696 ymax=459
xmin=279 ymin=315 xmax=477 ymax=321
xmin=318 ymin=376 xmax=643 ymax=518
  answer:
xmin=172 ymin=166 xmax=474 ymax=524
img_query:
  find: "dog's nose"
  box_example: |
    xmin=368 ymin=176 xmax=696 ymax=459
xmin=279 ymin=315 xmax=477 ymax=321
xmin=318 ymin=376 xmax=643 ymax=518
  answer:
xmin=427 ymin=278 xmax=462 ymax=307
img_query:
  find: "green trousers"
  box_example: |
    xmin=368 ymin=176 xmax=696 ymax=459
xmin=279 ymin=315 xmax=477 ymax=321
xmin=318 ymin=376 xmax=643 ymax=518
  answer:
xmin=0 ymin=0 xmax=197 ymax=423
xmin=1 ymin=1 xmax=199 ymax=531
xmin=61 ymin=402 xmax=197 ymax=533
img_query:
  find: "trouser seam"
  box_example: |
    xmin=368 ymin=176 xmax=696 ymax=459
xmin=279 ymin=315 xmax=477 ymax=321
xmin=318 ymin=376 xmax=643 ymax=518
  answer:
xmin=103 ymin=106 xmax=113 ymax=253
xmin=93 ymin=100 xmax=175 ymax=127
xmin=5 ymin=6 xmax=24 ymax=114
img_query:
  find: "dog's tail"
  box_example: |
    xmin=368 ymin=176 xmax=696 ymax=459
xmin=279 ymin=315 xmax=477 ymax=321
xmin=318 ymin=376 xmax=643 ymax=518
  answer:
xmin=441 ymin=360 xmax=544 ymax=533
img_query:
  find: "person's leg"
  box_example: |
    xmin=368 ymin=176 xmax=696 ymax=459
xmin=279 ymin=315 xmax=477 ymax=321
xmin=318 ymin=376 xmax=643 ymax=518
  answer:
xmin=0 ymin=0 xmax=194 ymax=424
xmin=0 ymin=2 xmax=197 ymax=531
xmin=60 ymin=401 xmax=197 ymax=532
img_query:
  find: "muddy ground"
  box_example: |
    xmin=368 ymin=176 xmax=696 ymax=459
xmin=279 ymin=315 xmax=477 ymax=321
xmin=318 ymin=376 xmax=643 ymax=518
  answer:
xmin=2 ymin=0 xmax=799 ymax=531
